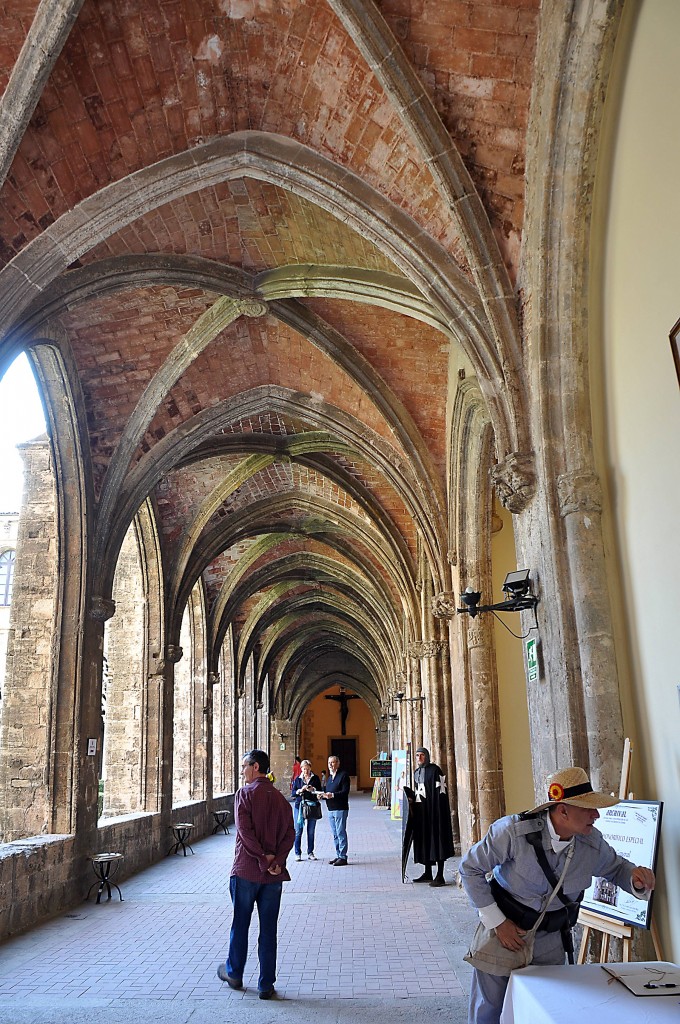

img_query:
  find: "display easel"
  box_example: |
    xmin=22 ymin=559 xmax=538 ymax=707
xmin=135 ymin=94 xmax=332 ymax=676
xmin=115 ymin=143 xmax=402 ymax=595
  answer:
xmin=577 ymin=738 xmax=664 ymax=963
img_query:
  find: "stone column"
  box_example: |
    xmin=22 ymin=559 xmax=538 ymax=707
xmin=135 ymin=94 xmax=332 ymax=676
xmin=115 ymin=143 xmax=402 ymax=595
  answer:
xmin=160 ymin=644 xmax=182 ymax=819
xmin=466 ymin=621 xmax=504 ymax=834
xmin=269 ymin=718 xmax=295 ymax=795
xmin=76 ymin=596 xmax=115 ymax=844
xmin=557 ymin=471 xmax=623 ymax=789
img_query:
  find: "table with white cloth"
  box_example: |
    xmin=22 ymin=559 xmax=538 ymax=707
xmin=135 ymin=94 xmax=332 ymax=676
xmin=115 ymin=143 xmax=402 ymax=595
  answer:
xmin=500 ymin=962 xmax=680 ymax=1024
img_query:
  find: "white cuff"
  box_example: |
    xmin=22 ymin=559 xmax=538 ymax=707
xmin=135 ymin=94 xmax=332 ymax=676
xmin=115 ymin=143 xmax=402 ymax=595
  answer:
xmin=479 ymin=902 xmax=507 ymax=930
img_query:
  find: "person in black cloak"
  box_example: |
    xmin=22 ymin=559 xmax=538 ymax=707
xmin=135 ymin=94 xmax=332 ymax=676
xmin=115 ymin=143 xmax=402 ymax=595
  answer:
xmin=411 ymin=747 xmax=455 ymax=887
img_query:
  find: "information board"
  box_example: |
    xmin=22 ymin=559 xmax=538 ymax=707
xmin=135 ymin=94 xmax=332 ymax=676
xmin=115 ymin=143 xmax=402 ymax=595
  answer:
xmin=581 ymin=800 xmax=662 ymax=929
xmin=370 ymin=759 xmax=392 ymax=778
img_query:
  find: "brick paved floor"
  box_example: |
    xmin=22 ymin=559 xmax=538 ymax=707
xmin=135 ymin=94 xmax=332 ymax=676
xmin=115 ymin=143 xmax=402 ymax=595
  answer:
xmin=0 ymin=794 xmax=475 ymax=1022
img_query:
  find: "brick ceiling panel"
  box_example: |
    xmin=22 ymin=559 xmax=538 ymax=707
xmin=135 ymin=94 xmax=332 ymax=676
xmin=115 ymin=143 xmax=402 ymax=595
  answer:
xmin=205 ymin=533 xmax=402 ymax=622
xmin=206 ymin=462 xmax=371 ymax=525
xmin=154 ymin=453 xmax=245 ymax=547
xmin=81 ymin=181 xmax=401 ymax=275
xmin=375 ymin=0 xmax=540 ymax=276
xmin=0 ymin=1 xmax=42 ymax=92
xmin=0 ymin=0 xmax=468 ymax=270
xmin=138 ymin=316 xmax=408 ymax=460
xmin=55 ymin=284 xmax=217 ymax=495
xmin=305 ymin=297 xmax=449 ymax=477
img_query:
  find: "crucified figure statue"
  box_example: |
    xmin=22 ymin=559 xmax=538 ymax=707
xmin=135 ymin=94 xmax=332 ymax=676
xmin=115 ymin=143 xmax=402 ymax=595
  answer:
xmin=324 ymin=688 xmax=359 ymax=735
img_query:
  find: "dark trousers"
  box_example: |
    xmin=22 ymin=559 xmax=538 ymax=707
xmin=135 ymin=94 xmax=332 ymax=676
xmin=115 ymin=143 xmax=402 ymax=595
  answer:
xmin=226 ymin=875 xmax=283 ymax=993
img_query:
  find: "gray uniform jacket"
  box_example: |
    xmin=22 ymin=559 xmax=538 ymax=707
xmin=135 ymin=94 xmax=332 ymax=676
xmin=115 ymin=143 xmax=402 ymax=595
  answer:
xmin=460 ymin=811 xmax=638 ymax=915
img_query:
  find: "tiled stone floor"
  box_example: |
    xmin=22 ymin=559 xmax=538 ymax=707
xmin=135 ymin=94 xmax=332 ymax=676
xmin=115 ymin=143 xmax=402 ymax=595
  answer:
xmin=0 ymin=794 xmax=475 ymax=1023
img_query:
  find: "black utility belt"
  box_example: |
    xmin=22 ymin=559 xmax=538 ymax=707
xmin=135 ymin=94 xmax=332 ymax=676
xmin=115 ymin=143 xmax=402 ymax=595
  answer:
xmin=489 ymin=877 xmax=580 ymax=933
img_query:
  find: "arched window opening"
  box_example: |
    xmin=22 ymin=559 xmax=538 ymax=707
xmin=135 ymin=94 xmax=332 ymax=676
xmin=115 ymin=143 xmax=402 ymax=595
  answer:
xmin=100 ymin=520 xmax=146 ymax=819
xmin=213 ymin=629 xmax=235 ymax=795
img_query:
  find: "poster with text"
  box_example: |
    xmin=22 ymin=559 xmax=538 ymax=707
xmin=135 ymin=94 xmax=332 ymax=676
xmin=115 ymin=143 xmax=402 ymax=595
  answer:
xmin=390 ymin=749 xmax=407 ymax=820
xmin=581 ymin=800 xmax=662 ymax=929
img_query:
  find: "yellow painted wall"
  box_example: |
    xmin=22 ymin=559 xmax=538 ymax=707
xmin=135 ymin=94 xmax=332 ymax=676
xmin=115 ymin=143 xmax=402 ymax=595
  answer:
xmin=593 ymin=0 xmax=680 ymax=960
xmin=299 ymin=687 xmax=376 ymax=791
xmin=491 ymin=498 xmax=534 ymax=813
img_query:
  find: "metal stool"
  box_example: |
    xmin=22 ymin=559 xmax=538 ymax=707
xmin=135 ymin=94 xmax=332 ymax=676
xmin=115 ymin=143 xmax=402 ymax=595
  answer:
xmin=168 ymin=822 xmax=195 ymax=856
xmin=86 ymin=852 xmax=124 ymax=903
xmin=211 ymin=810 xmax=231 ymax=835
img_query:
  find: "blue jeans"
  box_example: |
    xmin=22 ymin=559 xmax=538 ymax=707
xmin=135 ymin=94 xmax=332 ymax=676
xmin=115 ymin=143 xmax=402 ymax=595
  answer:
xmin=294 ymin=806 xmax=317 ymax=856
xmin=225 ymin=875 xmax=283 ymax=992
xmin=327 ymin=808 xmax=348 ymax=859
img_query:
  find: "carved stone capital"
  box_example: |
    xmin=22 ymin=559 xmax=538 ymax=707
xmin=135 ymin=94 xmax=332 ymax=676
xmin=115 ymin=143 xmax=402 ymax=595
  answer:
xmin=447 ymin=548 xmax=457 ymax=566
xmin=407 ymin=639 xmax=448 ymax=659
xmin=432 ymin=591 xmax=457 ymax=619
xmin=165 ymin=644 xmax=183 ymax=664
xmin=491 ymin=452 xmax=536 ymax=513
xmin=89 ymin=596 xmax=115 ymax=621
xmin=235 ymin=297 xmax=268 ymax=318
xmin=557 ymin=470 xmax=602 ymax=518
xmin=395 ymin=671 xmax=407 ymax=685
xmin=208 ymin=672 xmax=220 ymax=687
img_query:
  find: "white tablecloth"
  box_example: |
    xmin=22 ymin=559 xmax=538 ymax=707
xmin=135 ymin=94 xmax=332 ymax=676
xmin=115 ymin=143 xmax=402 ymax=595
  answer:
xmin=500 ymin=963 xmax=680 ymax=1024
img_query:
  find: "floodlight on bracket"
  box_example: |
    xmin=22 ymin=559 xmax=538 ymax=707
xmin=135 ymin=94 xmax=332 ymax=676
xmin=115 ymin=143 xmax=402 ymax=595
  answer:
xmin=457 ymin=570 xmax=539 ymax=638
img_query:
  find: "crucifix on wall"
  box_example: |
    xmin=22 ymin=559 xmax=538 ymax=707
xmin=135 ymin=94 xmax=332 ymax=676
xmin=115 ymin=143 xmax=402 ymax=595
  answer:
xmin=324 ymin=687 xmax=359 ymax=735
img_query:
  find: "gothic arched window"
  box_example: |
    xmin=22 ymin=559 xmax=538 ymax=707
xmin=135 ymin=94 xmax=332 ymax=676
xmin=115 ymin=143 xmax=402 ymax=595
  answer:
xmin=0 ymin=549 xmax=15 ymax=605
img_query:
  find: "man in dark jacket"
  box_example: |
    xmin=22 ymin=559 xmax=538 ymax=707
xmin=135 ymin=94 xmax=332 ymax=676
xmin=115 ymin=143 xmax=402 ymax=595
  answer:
xmin=217 ymin=749 xmax=295 ymax=1000
xmin=410 ymin=746 xmax=455 ymax=886
xmin=320 ymin=754 xmax=350 ymax=865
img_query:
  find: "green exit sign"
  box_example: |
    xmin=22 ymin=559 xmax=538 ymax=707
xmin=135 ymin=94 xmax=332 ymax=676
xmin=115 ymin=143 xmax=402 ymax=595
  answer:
xmin=526 ymin=637 xmax=538 ymax=683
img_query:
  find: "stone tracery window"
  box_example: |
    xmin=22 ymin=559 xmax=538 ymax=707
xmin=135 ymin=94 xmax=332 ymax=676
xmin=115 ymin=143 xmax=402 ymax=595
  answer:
xmin=0 ymin=550 xmax=15 ymax=606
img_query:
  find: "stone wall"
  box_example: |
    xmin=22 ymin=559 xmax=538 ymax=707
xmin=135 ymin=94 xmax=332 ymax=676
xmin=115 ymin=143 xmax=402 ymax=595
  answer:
xmin=0 ymin=438 xmax=58 ymax=842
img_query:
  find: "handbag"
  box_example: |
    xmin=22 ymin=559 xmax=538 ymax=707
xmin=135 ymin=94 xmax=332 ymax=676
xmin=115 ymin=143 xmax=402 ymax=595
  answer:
xmin=302 ymin=799 xmax=322 ymax=820
xmin=464 ymin=844 xmax=574 ymax=977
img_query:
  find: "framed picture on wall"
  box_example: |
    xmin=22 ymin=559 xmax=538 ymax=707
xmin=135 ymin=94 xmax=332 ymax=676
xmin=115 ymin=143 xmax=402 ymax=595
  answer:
xmin=671 ymin=318 xmax=680 ymax=386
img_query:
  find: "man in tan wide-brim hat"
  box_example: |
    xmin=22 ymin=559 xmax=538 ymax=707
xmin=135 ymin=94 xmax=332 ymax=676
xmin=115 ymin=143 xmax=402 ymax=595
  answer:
xmin=460 ymin=766 xmax=656 ymax=1024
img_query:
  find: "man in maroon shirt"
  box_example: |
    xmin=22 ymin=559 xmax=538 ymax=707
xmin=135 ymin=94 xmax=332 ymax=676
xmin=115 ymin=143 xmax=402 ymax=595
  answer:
xmin=217 ymin=749 xmax=295 ymax=1000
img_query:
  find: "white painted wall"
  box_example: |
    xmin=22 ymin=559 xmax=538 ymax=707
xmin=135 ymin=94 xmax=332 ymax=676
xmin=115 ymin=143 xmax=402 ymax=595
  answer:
xmin=595 ymin=0 xmax=680 ymax=960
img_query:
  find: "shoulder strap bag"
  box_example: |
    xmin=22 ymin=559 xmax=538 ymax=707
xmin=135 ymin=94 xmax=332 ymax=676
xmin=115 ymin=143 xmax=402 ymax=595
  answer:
xmin=464 ymin=844 xmax=575 ymax=977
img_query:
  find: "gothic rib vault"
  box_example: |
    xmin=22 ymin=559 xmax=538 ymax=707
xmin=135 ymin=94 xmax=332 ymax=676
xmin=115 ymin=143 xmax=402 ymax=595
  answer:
xmin=0 ymin=0 xmax=646 ymax=944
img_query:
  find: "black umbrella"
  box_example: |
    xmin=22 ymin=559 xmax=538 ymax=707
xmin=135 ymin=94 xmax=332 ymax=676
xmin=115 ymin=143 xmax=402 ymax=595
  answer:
xmin=401 ymin=785 xmax=416 ymax=882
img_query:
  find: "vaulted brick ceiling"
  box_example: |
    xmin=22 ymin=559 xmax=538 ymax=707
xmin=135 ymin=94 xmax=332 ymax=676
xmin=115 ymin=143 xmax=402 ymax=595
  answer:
xmin=0 ymin=0 xmax=539 ymax=712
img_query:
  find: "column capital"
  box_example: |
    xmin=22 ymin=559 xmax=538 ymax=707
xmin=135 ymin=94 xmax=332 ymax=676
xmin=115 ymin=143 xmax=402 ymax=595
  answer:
xmin=165 ymin=644 xmax=183 ymax=664
xmin=406 ymin=639 xmax=448 ymax=659
xmin=432 ymin=591 xmax=457 ymax=619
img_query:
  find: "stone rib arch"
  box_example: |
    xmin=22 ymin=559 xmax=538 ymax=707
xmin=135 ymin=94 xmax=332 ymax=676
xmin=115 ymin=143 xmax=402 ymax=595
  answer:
xmin=168 ymin=444 xmax=418 ymax=628
xmin=328 ymin=0 xmax=522 ymax=369
xmin=210 ymin=543 xmax=403 ymax=671
xmin=0 ymin=132 xmax=526 ymax=459
xmin=20 ymin=338 xmax=90 ymax=836
xmin=99 ymin=388 xmax=439 ymax=603
xmin=236 ymin=587 xmax=396 ymax=691
xmin=15 ymin=252 xmax=448 ymax=581
xmin=269 ymin=624 xmax=391 ymax=717
xmin=171 ymin=492 xmax=417 ymax=645
xmin=212 ymin=551 xmax=400 ymax=652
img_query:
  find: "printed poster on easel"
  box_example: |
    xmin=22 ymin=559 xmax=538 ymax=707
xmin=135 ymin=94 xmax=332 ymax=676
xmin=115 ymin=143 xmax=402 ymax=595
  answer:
xmin=390 ymin=748 xmax=407 ymax=820
xmin=581 ymin=799 xmax=662 ymax=929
